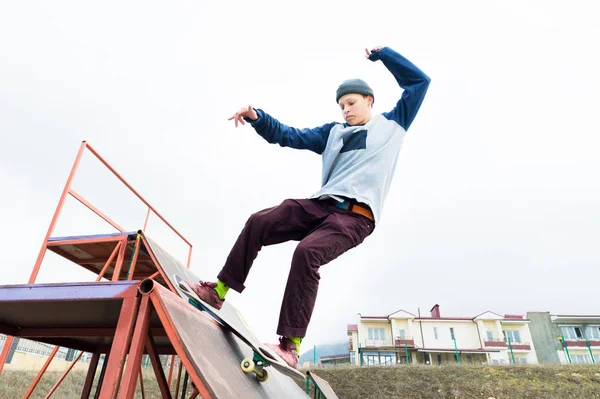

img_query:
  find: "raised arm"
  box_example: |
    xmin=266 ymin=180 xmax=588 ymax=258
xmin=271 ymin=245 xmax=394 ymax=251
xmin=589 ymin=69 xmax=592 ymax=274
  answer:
xmin=229 ymin=106 xmax=336 ymax=155
xmin=368 ymin=47 xmax=431 ymax=130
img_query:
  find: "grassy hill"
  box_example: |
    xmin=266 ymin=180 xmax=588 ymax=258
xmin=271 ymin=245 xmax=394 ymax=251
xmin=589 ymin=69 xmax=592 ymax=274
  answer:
xmin=2 ymin=364 xmax=600 ymax=398
xmin=300 ymin=364 xmax=600 ymax=399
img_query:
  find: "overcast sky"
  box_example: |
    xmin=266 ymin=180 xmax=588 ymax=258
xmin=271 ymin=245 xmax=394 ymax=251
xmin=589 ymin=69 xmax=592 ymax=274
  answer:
xmin=1 ymin=1 xmax=599 ymax=352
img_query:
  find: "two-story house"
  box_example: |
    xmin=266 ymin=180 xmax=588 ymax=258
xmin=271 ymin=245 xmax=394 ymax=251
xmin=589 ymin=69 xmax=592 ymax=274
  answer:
xmin=347 ymin=304 xmax=538 ymax=366
xmin=527 ymin=312 xmax=600 ymax=364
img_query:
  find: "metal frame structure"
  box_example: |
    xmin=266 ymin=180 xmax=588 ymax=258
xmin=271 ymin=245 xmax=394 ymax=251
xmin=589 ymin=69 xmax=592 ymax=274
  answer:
xmin=0 ymin=280 xmax=205 ymax=398
xmin=0 ymin=142 xmax=193 ymax=395
xmin=0 ymin=141 xmax=319 ymax=398
xmin=305 ymin=371 xmax=338 ymax=399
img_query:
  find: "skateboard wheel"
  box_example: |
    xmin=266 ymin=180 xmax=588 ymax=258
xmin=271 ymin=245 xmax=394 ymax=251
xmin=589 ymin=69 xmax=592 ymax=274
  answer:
xmin=256 ymin=369 xmax=269 ymax=382
xmin=241 ymin=358 xmax=255 ymax=373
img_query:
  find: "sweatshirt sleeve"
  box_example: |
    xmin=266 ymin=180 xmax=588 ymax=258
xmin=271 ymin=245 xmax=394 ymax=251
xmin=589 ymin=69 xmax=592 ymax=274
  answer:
xmin=370 ymin=47 xmax=431 ymax=131
xmin=247 ymin=109 xmax=336 ymax=155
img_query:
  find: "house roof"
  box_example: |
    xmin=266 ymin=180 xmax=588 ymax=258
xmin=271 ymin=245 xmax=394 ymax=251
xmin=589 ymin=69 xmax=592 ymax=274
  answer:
xmin=388 ymin=309 xmax=417 ymax=318
xmin=473 ymin=311 xmax=504 ymax=319
xmin=347 ymin=324 xmax=358 ymax=332
xmin=416 ymin=317 xmax=474 ymax=321
xmin=359 ymin=308 xmax=527 ymax=322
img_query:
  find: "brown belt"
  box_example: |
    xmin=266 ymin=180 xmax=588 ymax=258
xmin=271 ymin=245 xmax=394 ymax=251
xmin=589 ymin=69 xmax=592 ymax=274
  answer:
xmin=328 ymin=198 xmax=375 ymax=222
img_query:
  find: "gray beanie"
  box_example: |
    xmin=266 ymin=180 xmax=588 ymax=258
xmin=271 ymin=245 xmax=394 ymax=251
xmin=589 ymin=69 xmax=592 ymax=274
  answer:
xmin=336 ymin=78 xmax=374 ymax=103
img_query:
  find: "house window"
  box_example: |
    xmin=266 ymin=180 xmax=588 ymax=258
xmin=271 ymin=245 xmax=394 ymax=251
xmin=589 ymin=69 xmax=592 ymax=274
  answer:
xmin=398 ymin=329 xmax=406 ymax=339
xmin=350 ymin=352 xmax=356 ymax=365
xmin=561 ymin=326 xmax=583 ymax=340
xmin=504 ymin=330 xmax=521 ymax=343
xmin=585 ymin=326 xmax=600 ymax=340
xmin=486 ymin=331 xmax=493 ymax=340
xmin=450 ymin=327 xmax=455 ymax=340
xmin=594 ymin=354 xmax=600 ymax=363
xmin=434 ymin=327 xmax=438 ymax=339
xmin=364 ymin=354 xmax=379 ymax=366
xmin=368 ymin=328 xmax=386 ymax=341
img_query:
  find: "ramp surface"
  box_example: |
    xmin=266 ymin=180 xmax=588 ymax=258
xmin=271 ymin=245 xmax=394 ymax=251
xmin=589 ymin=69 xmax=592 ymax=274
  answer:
xmin=149 ymin=284 xmax=308 ymax=398
xmin=307 ymin=371 xmax=339 ymax=399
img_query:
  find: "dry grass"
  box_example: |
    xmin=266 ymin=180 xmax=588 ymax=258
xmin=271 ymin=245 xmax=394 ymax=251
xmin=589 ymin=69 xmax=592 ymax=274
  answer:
xmin=0 ymin=368 xmax=193 ymax=399
xmin=2 ymin=364 xmax=600 ymax=398
xmin=300 ymin=364 xmax=600 ymax=399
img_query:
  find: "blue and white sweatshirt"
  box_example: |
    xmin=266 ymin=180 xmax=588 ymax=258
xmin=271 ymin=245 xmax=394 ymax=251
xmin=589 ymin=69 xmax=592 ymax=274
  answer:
xmin=248 ymin=47 xmax=431 ymax=226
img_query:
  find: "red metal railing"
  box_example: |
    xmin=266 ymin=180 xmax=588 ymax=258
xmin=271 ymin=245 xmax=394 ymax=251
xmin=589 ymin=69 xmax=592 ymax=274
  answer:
xmin=28 ymin=141 xmax=193 ymax=285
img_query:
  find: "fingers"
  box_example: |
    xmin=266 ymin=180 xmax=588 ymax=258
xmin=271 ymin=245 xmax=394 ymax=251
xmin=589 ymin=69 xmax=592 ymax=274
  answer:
xmin=228 ymin=107 xmax=250 ymax=127
xmin=365 ymin=46 xmax=382 ymax=58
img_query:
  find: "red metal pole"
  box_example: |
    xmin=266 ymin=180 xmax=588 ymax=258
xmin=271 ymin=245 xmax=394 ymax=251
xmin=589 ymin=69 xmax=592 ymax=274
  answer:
xmin=143 ymin=208 xmax=151 ymax=232
xmin=189 ymin=388 xmax=199 ymax=399
xmin=119 ymin=295 xmax=152 ymax=399
xmin=28 ymin=141 xmax=87 ymax=284
xmin=174 ymin=360 xmax=182 ymax=398
xmin=98 ymin=296 xmax=140 ymax=399
xmin=145 ymin=332 xmax=173 ymax=399
xmin=69 ymin=189 xmax=126 ymax=232
xmin=167 ymin=355 xmax=175 ymax=388
xmin=23 ymin=346 xmax=60 ymax=399
xmin=112 ymin=237 xmax=128 ymax=282
xmin=186 ymin=246 xmax=193 ymax=269
xmin=81 ymin=352 xmax=101 ymax=399
xmin=0 ymin=335 xmax=15 ymax=374
xmin=96 ymin=243 xmax=121 ymax=282
xmin=127 ymin=235 xmax=141 ymax=281
xmin=45 ymin=350 xmax=84 ymax=398
xmin=148 ymin=271 xmax=160 ymax=280
xmin=138 ymin=368 xmax=145 ymax=399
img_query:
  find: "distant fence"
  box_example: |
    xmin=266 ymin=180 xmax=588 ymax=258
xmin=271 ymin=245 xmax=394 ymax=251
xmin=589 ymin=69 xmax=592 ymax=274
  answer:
xmin=0 ymin=334 xmax=92 ymax=363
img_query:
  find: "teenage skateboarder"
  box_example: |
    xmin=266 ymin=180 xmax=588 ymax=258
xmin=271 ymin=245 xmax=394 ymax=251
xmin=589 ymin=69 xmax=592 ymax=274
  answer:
xmin=188 ymin=46 xmax=430 ymax=369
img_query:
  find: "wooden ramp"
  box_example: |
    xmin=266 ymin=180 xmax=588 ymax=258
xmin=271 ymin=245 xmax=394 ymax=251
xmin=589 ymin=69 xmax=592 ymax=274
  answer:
xmin=0 ymin=280 xmax=309 ymax=398
xmin=306 ymin=371 xmax=340 ymax=399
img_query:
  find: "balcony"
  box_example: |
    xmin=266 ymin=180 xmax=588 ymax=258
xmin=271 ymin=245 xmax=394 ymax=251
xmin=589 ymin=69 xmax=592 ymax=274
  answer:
xmin=484 ymin=338 xmax=531 ymax=350
xmin=509 ymin=342 xmax=531 ymax=350
xmin=361 ymin=337 xmax=415 ymax=349
xmin=395 ymin=337 xmax=415 ymax=347
xmin=484 ymin=338 xmax=507 ymax=348
xmin=364 ymin=339 xmax=394 ymax=348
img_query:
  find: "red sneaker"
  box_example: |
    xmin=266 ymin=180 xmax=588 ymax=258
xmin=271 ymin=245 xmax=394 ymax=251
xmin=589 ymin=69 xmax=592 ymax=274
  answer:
xmin=186 ymin=280 xmax=224 ymax=310
xmin=265 ymin=337 xmax=299 ymax=369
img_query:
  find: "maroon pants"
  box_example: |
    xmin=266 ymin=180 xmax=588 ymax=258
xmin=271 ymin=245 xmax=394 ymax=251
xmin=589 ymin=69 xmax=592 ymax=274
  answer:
xmin=217 ymin=198 xmax=374 ymax=337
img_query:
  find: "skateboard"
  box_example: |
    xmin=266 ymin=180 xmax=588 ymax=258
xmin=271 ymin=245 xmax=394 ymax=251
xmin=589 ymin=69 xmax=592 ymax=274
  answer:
xmin=174 ymin=274 xmax=305 ymax=383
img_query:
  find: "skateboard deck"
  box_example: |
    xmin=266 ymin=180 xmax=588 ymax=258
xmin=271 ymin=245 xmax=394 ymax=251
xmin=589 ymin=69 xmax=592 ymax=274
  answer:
xmin=174 ymin=274 xmax=305 ymax=382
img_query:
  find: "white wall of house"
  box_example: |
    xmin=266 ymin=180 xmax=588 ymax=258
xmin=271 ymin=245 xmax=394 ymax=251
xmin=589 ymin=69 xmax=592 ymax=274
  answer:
xmin=417 ymin=320 xmax=481 ymax=349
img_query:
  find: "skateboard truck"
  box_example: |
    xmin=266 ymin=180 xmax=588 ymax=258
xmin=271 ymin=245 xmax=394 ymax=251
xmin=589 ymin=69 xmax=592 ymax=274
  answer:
xmin=241 ymin=352 xmax=269 ymax=382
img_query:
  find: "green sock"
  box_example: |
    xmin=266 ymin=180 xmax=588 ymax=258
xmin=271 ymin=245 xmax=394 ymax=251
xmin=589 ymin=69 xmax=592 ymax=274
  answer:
xmin=286 ymin=336 xmax=302 ymax=355
xmin=214 ymin=280 xmax=229 ymax=300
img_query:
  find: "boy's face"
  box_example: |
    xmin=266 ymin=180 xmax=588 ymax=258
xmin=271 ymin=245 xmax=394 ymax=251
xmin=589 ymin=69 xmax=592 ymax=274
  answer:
xmin=338 ymin=93 xmax=373 ymax=126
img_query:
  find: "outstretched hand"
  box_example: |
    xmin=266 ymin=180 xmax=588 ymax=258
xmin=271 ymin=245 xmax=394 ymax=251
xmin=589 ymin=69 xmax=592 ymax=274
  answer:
xmin=228 ymin=105 xmax=258 ymax=127
xmin=365 ymin=46 xmax=382 ymax=59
